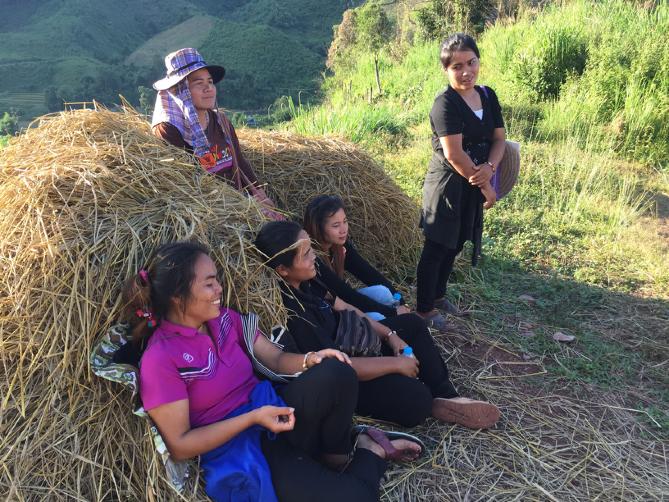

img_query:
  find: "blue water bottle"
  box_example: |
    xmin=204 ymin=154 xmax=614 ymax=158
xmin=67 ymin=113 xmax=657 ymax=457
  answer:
xmin=402 ymin=346 xmax=415 ymax=358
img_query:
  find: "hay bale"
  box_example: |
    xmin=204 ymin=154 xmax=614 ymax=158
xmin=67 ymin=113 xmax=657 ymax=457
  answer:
xmin=241 ymin=129 xmax=422 ymax=281
xmin=0 ymin=108 xmax=274 ymax=500
xmin=0 ymin=108 xmax=421 ymax=500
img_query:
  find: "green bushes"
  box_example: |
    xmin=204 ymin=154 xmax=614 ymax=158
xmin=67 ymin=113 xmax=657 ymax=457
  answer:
xmin=480 ymin=0 xmax=669 ymax=166
xmin=286 ymin=100 xmax=409 ymax=144
xmin=511 ymin=27 xmax=587 ymax=100
xmin=281 ymin=0 xmax=669 ymax=302
xmin=415 ymin=0 xmax=497 ymax=38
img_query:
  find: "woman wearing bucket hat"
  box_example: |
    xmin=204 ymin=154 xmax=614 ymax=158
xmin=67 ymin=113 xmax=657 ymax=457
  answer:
xmin=152 ymin=48 xmax=284 ymax=220
xmin=416 ymin=34 xmax=509 ymax=330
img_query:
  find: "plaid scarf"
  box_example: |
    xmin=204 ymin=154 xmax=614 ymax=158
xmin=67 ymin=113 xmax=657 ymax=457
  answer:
xmin=151 ymin=80 xmax=229 ymax=159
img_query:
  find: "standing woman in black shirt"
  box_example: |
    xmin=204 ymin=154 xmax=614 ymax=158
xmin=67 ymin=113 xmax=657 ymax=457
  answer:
xmin=416 ymin=34 xmax=506 ymax=329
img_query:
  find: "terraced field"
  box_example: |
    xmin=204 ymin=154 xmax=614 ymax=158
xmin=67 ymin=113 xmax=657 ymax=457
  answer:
xmin=0 ymin=92 xmax=45 ymax=124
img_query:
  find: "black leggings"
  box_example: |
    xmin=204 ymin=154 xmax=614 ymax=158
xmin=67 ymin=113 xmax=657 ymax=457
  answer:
xmin=262 ymin=358 xmax=387 ymax=502
xmin=416 ymin=238 xmax=465 ymax=313
xmin=356 ymin=314 xmax=459 ymax=427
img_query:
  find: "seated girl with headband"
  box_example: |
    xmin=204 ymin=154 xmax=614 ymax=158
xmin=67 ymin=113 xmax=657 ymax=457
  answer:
xmin=255 ymin=221 xmax=501 ymax=430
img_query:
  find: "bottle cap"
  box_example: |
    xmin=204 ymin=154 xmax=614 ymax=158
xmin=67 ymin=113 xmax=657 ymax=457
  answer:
xmin=402 ymin=346 xmax=414 ymax=356
xmin=393 ymin=292 xmax=402 ymax=301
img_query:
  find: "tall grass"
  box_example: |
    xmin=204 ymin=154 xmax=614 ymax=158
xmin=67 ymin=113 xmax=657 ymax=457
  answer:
xmin=481 ymin=0 xmax=669 ymax=167
xmin=287 ymin=101 xmax=410 ymax=144
xmin=282 ymin=0 xmax=669 ymax=299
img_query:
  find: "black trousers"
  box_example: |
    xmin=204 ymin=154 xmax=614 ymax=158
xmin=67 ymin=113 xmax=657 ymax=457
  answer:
xmin=262 ymin=358 xmax=387 ymax=502
xmin=416 ymin=238 xmax=465 ymax=313
xmin=356 ymin=314 xmax=459 ymax=427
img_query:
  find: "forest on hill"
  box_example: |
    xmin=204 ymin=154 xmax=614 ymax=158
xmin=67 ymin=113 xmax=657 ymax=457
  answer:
xmin=0 ymin=0 xmax=358 ymax=123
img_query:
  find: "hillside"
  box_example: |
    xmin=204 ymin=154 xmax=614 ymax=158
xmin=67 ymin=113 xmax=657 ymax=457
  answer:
xmin=278 ymin=2 xmax=669 ymax=498
xmin=0 ymin=0 xmax=355 ymax=121
xmin=284 ymin=0 xmax=669 ymax=440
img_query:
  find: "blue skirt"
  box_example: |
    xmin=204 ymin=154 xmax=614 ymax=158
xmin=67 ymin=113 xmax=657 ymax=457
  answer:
xmin=200 ymin=380 xmax=286 ymax=502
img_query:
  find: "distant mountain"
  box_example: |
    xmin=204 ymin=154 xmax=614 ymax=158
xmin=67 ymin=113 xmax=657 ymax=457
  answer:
xmin=0 ymin=0 xmax=356 ymax=120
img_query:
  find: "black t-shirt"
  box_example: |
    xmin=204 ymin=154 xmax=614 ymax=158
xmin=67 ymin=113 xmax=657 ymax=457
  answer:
xmin=430 ymin=85 xmax=504 ymax=158
xmin=279 ymin=281 xmax=339 ymax=354
xmin=316 ymin=247 xmax=397 ymax=318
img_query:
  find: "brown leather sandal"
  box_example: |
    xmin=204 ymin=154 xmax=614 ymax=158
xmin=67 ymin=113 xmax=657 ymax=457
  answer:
xmin=432 ymin=397 xmax=501 ymax=429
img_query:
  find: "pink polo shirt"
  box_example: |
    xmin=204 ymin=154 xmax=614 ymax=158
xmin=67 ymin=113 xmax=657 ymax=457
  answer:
xmin=139 ymin=308 xmax=260 ymax=427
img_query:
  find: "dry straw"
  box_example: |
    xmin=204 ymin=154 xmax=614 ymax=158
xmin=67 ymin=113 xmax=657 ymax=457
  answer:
xmin=239 ymin=129 xmax=423 ymax=280
xmin=0 ymin=106 xmax=421 ymax=500
xmin=1 ymin=107 xmax=666 ymax=501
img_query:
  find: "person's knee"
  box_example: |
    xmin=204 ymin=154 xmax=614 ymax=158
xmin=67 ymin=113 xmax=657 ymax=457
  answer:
xmin=359 ymin=284 xmax=394 ymax=305
xmin=387 ymin=313 xmax=429 ymax=340
xmin=308 ymin=357 xmax=358 ymax=394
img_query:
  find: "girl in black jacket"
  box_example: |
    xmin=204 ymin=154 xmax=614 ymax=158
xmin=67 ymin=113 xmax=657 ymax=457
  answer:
xmin=255 ymin=220 xmax=501 ymax=429
xmin=304 ymin=195 xmax=410 ymax=321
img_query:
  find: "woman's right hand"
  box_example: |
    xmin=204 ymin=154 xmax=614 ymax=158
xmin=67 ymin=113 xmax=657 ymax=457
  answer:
xmin=394 ymin=355 xmax=420 ymax=378
xmin=253 ymin=405 xmax=296 ymax=433
xmin=308 ymin=349 xmax=352 ymax=367
xmin=468 ymin=163 xmax=494 ymax=186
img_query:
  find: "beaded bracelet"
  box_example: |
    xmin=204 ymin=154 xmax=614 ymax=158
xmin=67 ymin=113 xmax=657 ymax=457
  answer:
xmin=302 ymin=351 xmax=315 ymax=371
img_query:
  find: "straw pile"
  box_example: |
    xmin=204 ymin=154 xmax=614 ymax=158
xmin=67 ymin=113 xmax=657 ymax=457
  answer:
xmin=0 ymin=107 xmax=423 ymax=500
xmin=2 ymin=108 xmax=666 ymax=501
xmin=240 ymin=130 xmax=423 ymax=280
xmin=0 ymin=108 xmax=281 ymax=500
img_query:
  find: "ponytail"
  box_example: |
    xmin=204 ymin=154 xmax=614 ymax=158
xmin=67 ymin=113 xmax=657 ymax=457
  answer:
xmin=121 ymin=241 xmax=209 ymax=345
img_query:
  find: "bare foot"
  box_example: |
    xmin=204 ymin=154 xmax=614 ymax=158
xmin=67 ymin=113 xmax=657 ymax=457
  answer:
xmin=415 ymin=309 xmax=452 ymax=331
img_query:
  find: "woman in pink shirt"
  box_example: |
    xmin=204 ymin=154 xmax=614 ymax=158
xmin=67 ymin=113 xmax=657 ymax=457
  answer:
xmin=123 ymin=241 xmax=422 ymax=502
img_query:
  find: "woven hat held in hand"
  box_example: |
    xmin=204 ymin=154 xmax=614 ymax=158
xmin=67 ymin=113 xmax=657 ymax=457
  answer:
xmin=491 ymin=140 xmax=520 ymax=199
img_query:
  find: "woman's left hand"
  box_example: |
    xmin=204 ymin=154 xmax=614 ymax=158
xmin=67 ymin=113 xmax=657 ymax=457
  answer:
xmin=253 ymin=189 xmax=286 ymax=221
xmin=468 ymin=163 xmax=494 ymax=186
xmin=386 ymin=332 xmax=408 ymax=356
xmin=307 ymin=349 xmax=352 ymax=368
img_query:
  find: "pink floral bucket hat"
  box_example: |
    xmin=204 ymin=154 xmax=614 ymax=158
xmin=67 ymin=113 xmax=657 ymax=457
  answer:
xmin=152 ymin=48 xmax=225 ymax=91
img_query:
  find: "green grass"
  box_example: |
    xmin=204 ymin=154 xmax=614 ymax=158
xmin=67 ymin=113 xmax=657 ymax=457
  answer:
xmin=481 ymin=0 xmax=669 ymax=167
xmin=125 ymin=15 xmax=218 ymax=67
xmin=200 ymin=20 xmax=324 ymax=110
xmin=281 ymin=0 xmax=669 ymax=426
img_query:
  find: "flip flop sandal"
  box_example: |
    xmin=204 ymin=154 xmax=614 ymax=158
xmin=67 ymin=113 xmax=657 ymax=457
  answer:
xmin=352 ymin=425 xmax=425 ymax=462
